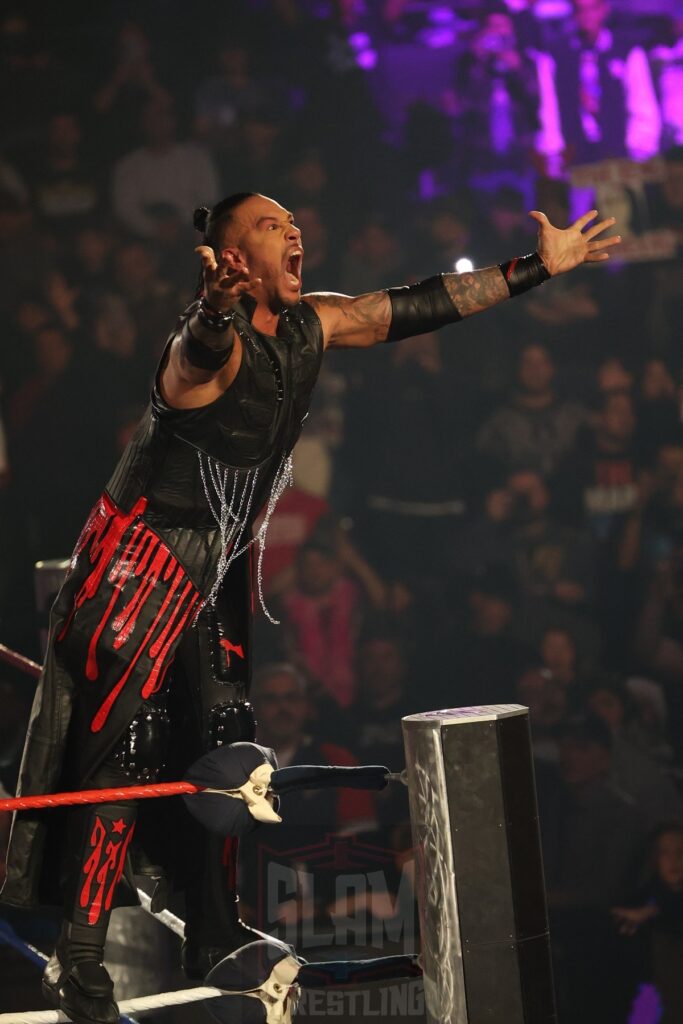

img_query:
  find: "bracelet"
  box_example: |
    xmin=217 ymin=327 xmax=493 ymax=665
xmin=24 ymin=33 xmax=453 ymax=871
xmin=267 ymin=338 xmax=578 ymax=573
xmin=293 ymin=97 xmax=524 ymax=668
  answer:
xmin=499 ymin=252 xmax=550 ymax=297
xmin=197 ymin=296 xmax=236 ymax=332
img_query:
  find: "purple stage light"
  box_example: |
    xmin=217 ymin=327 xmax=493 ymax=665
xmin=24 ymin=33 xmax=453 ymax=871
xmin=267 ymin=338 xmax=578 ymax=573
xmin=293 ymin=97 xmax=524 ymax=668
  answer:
xmin=349 ymin=32 xmax=371 ymax=50
xmin=357 ymin=49 xmax=378 ymax=70
xmin=428 ymin=6 xmax=455 ymax=24
xmin=422 ymin=28 xmax=457 ymax=48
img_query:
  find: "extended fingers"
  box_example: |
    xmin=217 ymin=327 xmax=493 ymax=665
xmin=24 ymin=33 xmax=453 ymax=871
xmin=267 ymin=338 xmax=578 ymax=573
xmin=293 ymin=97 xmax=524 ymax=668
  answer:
xmin=584 ymin=216 xmax=616 ymax=240
xmin=215 ymin=267 xmax=262 ymax=293
xmin=587 ymin=233 xmax=622 ymax=252
xmin=573 ymin=209 xmax=599 ymax=231
xmin=585 ymin=236 xmax=622 ymax=263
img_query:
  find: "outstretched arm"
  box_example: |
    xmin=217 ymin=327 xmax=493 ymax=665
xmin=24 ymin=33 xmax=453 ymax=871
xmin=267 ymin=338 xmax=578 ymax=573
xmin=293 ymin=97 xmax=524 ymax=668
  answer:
xmin=305 ymin=210 xmax=620 ymax=349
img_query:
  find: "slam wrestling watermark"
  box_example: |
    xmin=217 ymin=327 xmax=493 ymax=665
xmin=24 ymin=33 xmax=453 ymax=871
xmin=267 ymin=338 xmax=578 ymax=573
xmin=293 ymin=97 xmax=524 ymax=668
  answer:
xmin=253 ymin=832 xmax=417 ymax=952
xmin=296 ymin=982 xmax=425 ymax=1017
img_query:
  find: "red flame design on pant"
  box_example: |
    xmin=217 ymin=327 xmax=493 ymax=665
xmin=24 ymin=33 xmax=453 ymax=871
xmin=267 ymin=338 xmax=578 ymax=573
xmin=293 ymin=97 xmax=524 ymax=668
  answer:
xmin=79 ymin=815 xmax=136 ymax=926
xmin=58 ymin=493 xmax=201 ymax=733
xmin=220 ymin=637 xmax=245 ymax=668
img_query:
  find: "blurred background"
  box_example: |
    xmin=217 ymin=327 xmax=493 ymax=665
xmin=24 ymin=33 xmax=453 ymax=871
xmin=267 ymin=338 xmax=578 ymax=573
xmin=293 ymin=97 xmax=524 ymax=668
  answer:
xmin=0 ymin=0 xmax=682 ymax=1020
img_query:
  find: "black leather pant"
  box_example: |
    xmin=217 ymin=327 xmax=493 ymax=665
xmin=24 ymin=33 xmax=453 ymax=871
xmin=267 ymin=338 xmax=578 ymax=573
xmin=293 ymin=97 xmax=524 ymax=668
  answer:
xmin=60 ymin=602 xmax=256 ymax=953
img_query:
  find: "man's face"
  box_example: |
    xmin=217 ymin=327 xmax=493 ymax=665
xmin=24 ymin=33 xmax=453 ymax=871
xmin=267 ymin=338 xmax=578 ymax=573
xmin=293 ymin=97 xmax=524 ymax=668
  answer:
xmin=540 ymin=629 xmax=576 ymax=672
xmin=601 ymin=393 xmax=635 ymax=442
xmin=224 ymin=195 xmax=304 ymax=310
xmin=296 ymin=548 xmax=338 ymax=596
xmin=518 ymin=345 xmax=554 ymax=394
xmin=255 ymin=674 xmax=308 ymax=747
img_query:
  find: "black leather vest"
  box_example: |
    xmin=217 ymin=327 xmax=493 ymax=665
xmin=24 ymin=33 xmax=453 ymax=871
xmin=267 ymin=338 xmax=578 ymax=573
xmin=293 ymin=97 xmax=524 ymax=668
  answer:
xmin=105 ymin=296 xmax=324 ymax=593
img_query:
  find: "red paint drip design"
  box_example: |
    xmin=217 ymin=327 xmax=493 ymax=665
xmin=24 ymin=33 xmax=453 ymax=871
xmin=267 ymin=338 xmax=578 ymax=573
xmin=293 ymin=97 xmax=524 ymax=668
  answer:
xmin=79 ymin=814 xmax=136 ymax=926
xmin=58 ymin=493 xmax=201 ymax=733
xmin=220 ymin=637 xmax=245 ymax=668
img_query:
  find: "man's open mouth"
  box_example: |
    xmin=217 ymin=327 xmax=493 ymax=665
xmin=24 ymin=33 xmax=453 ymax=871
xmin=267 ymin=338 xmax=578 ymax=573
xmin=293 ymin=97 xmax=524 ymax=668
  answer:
xmin=284 ymin=248 xmax=303 ymax=288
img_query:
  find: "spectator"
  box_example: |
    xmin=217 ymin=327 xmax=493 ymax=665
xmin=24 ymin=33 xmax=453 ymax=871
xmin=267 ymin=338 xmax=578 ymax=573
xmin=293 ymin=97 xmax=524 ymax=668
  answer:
xmin=477 ymin=342 xmax=586 ymax=475
xmin=516 ymin=664 xmax=570 ymax=764
xmin=23 ymin=112 xmax=102 ymax=231
xmin=612 ymin=824 xmax=683 ymax=1024
xmin=350 ymin=628 xmax=414 ymax=769
xmin=193 ymin=43 xmax=273 ymax=152
xmin=480 ymin=186 xmax=535 ymax=260
xmin=343 ymin=329 xmax=472 ymax=584
xmin=240 ymin=663 xmax=377 ymax=931
xmin=112 ymin=98 xmax=219 ymax=240
xmin=539 ymin=625 xmax=582 ymax=688
xmin=93 ymin=21 xmax=171 ymax=159
xmin=636 ymin=550 xmax=683 ymax=759
xmin=540 ymin=714 xmax=646 ymax=1024
xmin=444 ymin=564 xmax=534 ymax=707
xmin=8 ymin=324 xmax=113 ymax=559
xmin=584 ymin=672 xmax=681 ymax=826
xmin=649 ymin=16 xmax=683 ymax=149
xmin=535 ymin=0 xmax=661 ymax=170
xmin=348 ymin=627 xmax=414 ymax=843
xmin=637 ymin=358 xmax=681 ymax=461
xmin=454 ymin=10 xmax=539 ymax=179
xmin=281 ymin=539 xmax=361 ymax=709
xmin=224 ymin=109 xmax=285 ymax=196
xmin=596 ymin=353 xmax=633 ymax=397
xmin=506 ymin=468 xmax=595 ymax=608
xmin=113 ymin=240 xmax=177 ymax=363
xmin=558 ymin=391 xmax=639 ymax=538
xmin=258 ymin=489 xmax=331 ymax=598
xmin=339 ymin=220 xmax=406 ymax=295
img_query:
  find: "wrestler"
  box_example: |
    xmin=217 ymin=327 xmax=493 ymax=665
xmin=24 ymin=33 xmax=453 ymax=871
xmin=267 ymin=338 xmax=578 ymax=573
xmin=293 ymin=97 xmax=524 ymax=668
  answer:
xmin=1 ymin=191 xmax=619 ymax=1024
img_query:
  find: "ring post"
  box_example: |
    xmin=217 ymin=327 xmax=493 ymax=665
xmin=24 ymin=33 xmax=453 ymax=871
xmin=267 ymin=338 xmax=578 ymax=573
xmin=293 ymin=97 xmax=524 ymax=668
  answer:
xmin=402 ymin=704 xmax=556 ymax=1024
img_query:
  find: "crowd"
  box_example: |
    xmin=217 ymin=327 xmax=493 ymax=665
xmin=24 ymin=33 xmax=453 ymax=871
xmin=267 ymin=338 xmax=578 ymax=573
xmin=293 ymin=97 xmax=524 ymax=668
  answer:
xmin=0 ymin=1 xmax=682 ymax=1021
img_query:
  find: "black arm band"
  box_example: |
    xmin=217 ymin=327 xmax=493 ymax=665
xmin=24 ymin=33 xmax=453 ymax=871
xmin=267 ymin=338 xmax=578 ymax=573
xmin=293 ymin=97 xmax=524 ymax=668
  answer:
xmin=180 ymin=315 xmax=235 ymax=371
xmin=499 ymin=252 xmax=550 ymax=297
xmin=385 ymin=274 xmax=460 ymax=342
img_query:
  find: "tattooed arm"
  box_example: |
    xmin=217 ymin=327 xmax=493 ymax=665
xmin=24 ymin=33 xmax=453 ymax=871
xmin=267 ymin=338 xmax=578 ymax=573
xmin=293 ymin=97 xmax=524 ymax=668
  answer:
xmin=303 ymin=209 xmax=620 ymax=349
xmin=303 ymin=291 xmax=392 ymax=349
xmin=303 ymin=267 xmax=508 ymax=350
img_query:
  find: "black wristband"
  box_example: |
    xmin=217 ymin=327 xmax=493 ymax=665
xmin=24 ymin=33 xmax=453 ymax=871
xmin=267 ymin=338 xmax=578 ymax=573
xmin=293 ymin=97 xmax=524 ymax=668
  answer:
xmin=499 ymin=252 xmax=550 ymax=297
xmin=197 ymin=296 xmax=236 ymax=332
xmin=181 ymin=312 xmax=235 ymax=371
xmin=385 ymin=275 xmax=460 ymax=342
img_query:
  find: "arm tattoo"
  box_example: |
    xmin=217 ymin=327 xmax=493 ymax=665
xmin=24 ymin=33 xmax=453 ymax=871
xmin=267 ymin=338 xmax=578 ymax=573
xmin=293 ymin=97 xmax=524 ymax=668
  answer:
xmin=307 ymin=291 xmax=392 ymax=347
xmin=442 ymin=266 xmax=509 ymax=318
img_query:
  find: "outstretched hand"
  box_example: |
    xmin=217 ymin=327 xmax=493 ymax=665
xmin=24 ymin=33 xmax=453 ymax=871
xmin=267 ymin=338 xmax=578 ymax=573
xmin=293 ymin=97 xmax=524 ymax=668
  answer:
xmin=194 ymin=245 xmax=262 ymax=312
xmin=529 ymin=209 xmax=621 ymax=277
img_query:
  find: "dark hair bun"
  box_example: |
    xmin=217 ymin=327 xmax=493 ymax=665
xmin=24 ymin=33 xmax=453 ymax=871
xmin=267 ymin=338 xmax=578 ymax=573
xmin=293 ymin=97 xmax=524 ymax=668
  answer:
xmin=193 ymin=206 xmax=210 ymax=232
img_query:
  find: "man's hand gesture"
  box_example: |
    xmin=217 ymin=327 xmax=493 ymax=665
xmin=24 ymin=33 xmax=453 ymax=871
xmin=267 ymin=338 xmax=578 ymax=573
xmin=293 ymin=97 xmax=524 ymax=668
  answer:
xmin=529 ymin=209 xmax=621 ymax=277
xmin=194 ymin=246 xmax=262 ymax=312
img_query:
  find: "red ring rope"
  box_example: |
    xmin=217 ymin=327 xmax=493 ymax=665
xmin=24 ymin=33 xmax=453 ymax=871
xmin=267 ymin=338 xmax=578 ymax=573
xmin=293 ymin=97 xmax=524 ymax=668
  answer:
xmin=0 ymin=782 xmax=203 ymax=812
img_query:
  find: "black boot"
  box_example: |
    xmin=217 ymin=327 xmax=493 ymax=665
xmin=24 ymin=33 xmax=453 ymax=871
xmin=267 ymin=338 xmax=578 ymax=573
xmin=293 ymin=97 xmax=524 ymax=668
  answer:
xmin=182 ymin=834 xmax=269 ymax=980
xmin=49 ymin=796 xmax=138 ymax=1022
xmin=42 ymin=923 xmax=119 ymax=1024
